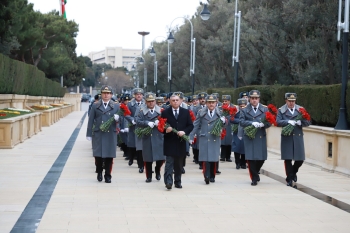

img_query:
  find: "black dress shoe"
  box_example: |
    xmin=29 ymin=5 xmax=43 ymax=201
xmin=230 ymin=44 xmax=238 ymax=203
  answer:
xmin=195 ymin=160 xmax=199 ymax=164
xmin=236 ymin=164 xmax=240 ymax=169
xmin=240 ymin=164 xmax=246 ymax=169
xmin=210 ymin=178 xmax=215 ymax=183
xmin=286 ymin=180 xmax=293 ymax=187
xmin=105 ymin=176 xmax=111 ymax=183
xmin=156 ymin=173 xmax=161 ymax=180
xmin=175 ymin=184 xmax=182 ymax=189
xmin=97 ymin=173 xmax=102 ymax=182
xmin=125 ymin=157 xmax=129 ymax=160
xmin=186 ymin=153 xmax=190 ymax=157
xmin=165 ymin=183 xmax=172 ymax=190
xmin=220 ymin=158 xmax=225 ymax=162
xmin=226 ymin=159 xmax=232 ymax=162
xmin=128 ymin=161 xmax=133 ymax=166
xmin=257 ymin=176 xmax=260 ymax=182
xmin=251 ymin=181 xmax=257 ymax=186
xmin=293 ymin=174 xmax=297 ymax=182
xmin=145 ymin=178 xmax=152 ymax=183
xmin=139 ymin=167 xmax=144 ymax=173
xmin=216 ymin=170 xmax=221 ymax=174
xmin=199 ymin=165 xmax=203 ymax=169
xmin=182 ymin=167 xmax=185 ymax=174
xmin=205 ymin=176 xmax=210 ymax=185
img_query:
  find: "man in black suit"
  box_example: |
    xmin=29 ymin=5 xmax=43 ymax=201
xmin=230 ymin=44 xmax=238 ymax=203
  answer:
xmin=161 ymin=94 xmax=194 ymax=190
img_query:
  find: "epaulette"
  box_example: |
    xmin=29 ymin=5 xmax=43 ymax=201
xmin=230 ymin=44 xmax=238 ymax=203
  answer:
xmin=262 ymin=104 xmax=267 ymax=107
xmin=241 ymin=106 xmax=247 ymax=109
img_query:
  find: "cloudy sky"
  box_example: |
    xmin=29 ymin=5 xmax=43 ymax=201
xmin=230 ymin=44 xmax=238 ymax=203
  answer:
xmin=28 ymin=0 xmax=205 ymax=56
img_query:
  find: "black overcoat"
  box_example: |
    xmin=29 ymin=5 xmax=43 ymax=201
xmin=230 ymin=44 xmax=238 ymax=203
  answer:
xmin=161 ymin=107 xmax=194 ymax=157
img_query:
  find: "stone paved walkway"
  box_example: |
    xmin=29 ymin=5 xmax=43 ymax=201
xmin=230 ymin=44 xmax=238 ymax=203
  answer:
xmin=0 ymin=108 xmax=349 ymax=233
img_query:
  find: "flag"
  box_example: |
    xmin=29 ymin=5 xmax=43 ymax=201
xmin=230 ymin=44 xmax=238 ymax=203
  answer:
xmin=60 ymin=0 xmax=67 ymax=18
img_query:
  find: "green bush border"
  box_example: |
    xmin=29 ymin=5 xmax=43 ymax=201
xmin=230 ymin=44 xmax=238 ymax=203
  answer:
xmin=0 ymin=53 xmax=66 ymax=97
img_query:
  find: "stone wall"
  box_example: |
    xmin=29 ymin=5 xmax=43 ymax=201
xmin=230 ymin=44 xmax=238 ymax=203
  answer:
xmin=266 ymin=126 xmax=350 ymax=177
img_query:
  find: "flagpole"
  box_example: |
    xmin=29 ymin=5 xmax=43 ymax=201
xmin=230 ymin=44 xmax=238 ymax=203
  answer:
xmin=59 ymin=0 xmax=63 ymax=87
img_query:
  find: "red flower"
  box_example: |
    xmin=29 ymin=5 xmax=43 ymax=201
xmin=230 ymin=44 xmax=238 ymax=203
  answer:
xmin=189 ymin=110 xmax=196 ymax=122
xmin=222 ymin=104 xmax=237 ymax=121
xmin=157 ymin=116 xmax=167 ymax=133
xmin=0 ymin=113 xmax=6 ymax=117
xmin=119 ymin=103 xmax=131 ymax=116
xmin=268 ymin=104 xmax=278 ymax=116
xmin=264 ymin=111 xmax=277 ymax=126
xmin=299 ymin=108 xmax=311 ymax=121
xmin=193 ymin=137 xmax=197 ymax=145
xmin=220 ymin=128 xmax=227 ymax=140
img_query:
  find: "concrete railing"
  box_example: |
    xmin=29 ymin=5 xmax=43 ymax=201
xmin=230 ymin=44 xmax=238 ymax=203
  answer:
xmin=267 ymin=126 xmax=350 ymax=177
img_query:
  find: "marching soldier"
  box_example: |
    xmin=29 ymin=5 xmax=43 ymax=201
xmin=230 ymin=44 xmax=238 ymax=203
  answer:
xmin=239 ymin=90 xmax=271 ymax=186
xmin=193 ymin=92 xmax=207 ymax=169
xmin=125 ymin=88 xmax=145 ymax=173
xmin=135 ymin=93 xmax=165 ymax=183
xmin=119 ymin=94 xmax=131 ymax=160
xmin=190 ymin=95 xmax=199 ymax=164
xmin=231 ymin=98 xmax=248 ymax=169
xmin=239 ymin=91 xmax=249 ymax=101
xmin=86 ymin=86 xmax=120 ymax=183
xmin=190 ymin=95 xmax=226 ymax=184
xmin=156 ymin=97 xmax=165 ymax=107
xmin=212 ymin=93 xmax=222 ymax=107
xmin=276 ymin=93 xmax=310 ymax=186
xmin=220 ymin=95 xmax=235 ymax=162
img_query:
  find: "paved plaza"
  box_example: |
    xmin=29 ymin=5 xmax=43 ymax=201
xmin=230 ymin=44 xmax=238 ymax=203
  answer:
xmin=1 ymin=105 xmax=350 ymax=233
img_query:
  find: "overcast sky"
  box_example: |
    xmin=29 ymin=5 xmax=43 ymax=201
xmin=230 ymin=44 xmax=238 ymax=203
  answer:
xmin=27 ymin=0 xmax=204 ymax=56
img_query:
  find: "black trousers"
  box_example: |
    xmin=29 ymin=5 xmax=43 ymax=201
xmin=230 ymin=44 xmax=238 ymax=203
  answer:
xmin=145 ymin=160 xmax=164 ymax=179
xmin=183 ymin=155 xmax=186 ymax=167
xmin=203 ymin=162 xmax=217 ymax=179
xmin=120 ymin=143 xmax=128 ymax=156
xmin=234 ymin=152 xmax=246 ymax=166
xmin=247 ymin=160 xmax=265 ymax=182
xmin=128 ymin=147 xmax=144 ymax=168
xmin=192 ymin=148 xmax=199 ymax=162
xmin=95 ymin=157 xmax=113 ymax=179
xmin=164 ymin=155 xmax=184 ymax=186
xmin=284 ymin=160 xmax=304 ymax=181
xmin=220 ymin=145 xmax=232 ymax=160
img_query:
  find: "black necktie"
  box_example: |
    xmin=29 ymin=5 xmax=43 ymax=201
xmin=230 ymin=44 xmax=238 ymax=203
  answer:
xmin=174 ymin=110 xmax=178 ymax=119
xmin=254 ymin=107 xmax=257 ymax=111
xmin=104 ymin=103 xmax=107 ymax=107
xmin=210 ymin=111 xmax=213 ymax=118
xmin=151 ymin=110 xmax=154 ymax=114
xmin=137 ymin=103 xmax=140 ymax=106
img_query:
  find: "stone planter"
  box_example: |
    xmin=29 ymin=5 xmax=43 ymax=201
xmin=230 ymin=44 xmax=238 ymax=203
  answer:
xmin=0 ymin=112 xmax=42 ymax=149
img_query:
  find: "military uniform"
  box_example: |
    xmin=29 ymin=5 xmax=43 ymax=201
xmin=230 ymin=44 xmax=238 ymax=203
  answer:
xmin=190 ymin=95 xmax=224 ymax=184
xmin=231 ymin=98 xmax=248 ymax=169
xmin=86 ymin=86 xmax=120 ymax=183
xmin=220 ymin=95 xmax=235 ymax=162
xmin=239 ymin=90 xmax=271 ymax=186
xmin=125 ymin=88 xmax=145 ymax=173
xmin=135 ymin=94 xmax=165 ymax=182
xmin=119 ymin=94 xmax=131 ymax=159
xmin=189 ymin=95 xmax=199 ymax=164
xmin=276 ymin=93 xmax=310 ymax=186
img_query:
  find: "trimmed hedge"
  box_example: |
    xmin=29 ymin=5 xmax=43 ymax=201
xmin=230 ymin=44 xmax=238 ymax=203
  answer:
xmin=0 ymin=53 xmax=66 ymax=97
xmin=206 ymin=84 xmax=350 ymax=127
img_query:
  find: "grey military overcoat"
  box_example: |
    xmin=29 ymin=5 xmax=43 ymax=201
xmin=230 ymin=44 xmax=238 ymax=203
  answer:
xmin=86 ymin=100 xmax=120 ymax=158
xmin=190 ymin=107 xmax=222 ymax=162
xmin=231 ymin=110 xmax=245 ymax=154
xmin=276 ymin=104 xmax=310 ymax=161
xmin=220 ymin=104 xmax=237 ymax=146
xmin=190 ymin=104 xmax=203 ymax=150
xmin=125 ymin=99 xmax=145 ymax=148
xmin=239 ymin=104 xmax=271 ymax=160
xmin=135 ymin=105 xmax=165 ymax=162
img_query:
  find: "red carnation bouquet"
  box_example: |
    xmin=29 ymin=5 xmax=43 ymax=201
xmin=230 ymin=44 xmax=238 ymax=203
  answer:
xmin=157 ymin=117 xmax=189 ymax=141
xmin=100 ymin=103 xmax=131 ymax=132
xmin=189 ymin=110 xmax=196 ymax=122
xmin=244 ymin=111 xmax=277 ymax=139
xmin=281 ymin=107 xmax=311 ymax=136
xmin=210 ymin=105 xmax=237 ymax=137
xmin=222 ymin=104 xmax=238 ymax=120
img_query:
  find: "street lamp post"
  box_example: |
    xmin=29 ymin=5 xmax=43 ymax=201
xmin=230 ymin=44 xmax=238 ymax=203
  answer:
xmin=167 ymin=17 xmax=195 ymax=95
xmin=335 ymin=0 xmax=350 ymax=129
xmin=128 ymin=56 xmax=145 ymax=88
xmin=200 ymin=1 xmax=241 ymax=89
xmin=150 ymin=36 xmax=168 ymax=95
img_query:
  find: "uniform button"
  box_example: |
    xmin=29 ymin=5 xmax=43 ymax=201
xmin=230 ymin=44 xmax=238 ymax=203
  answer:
xmin=102 ymin=121 xmax=104 ymax=123
xmin=208 ymin=139 xmax=210 ymax=141
xmin=151 ymin=134 xmax=152 ymax=136
xmin=293 ymin=134 xmax=295 ymax=136
xmin=260 ymin=136 xmax=262 ymax=138
xmin=214 ymin=140 xmax=216 ymax=142
xmin=208 ymin=124 xmax=210 ymax=126
xmin=299 ymin=134 xmax=300 ymax=136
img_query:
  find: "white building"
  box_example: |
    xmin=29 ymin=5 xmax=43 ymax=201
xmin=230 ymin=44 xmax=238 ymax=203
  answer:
xmin=88 ymin=47 xmax=142 ymax=71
